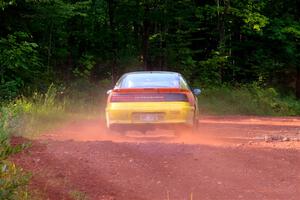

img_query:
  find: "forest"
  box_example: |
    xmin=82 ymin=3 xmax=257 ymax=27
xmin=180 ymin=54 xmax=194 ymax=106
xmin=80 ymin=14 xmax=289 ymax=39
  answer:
xmin=0 ymin=0 xmax=299 ymax=100
xmin=1 ymin=1 xmax=300 ymax=199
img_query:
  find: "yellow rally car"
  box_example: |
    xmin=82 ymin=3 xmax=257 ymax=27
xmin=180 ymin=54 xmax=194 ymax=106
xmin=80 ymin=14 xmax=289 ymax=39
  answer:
xmin=105 ymin=71 xmax=201 ymax=133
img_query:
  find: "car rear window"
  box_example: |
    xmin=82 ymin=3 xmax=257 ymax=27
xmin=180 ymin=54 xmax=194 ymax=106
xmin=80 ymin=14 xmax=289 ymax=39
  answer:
xmin=118 ymin=73 xmax=180 ymax=88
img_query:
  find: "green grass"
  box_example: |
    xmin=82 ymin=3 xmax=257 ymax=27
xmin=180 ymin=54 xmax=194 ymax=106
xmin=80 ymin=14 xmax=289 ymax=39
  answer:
xmin=198 ymin=84 xmax=300 ymax=116
xmin=0 ymin=84 xmax=66 ymax=138
xmin=0 ymin=160 xmax=31 ymax=200
xmin=0 ymin=93 xmax=24 ymax=199
xmin=0 ymin=82 xmax=106 ymax=200
xmin=1 ymin=82 xmax=106 ymax=139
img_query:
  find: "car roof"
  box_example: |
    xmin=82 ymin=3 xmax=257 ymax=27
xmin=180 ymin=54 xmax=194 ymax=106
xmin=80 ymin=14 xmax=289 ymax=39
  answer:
xmin=122 ymin=71 xmax=181 ymax=76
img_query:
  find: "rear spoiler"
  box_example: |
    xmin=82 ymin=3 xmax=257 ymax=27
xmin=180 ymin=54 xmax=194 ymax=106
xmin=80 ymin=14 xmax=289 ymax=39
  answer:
xmin=108 ymin=88 xmax=195 ymax=106
xmin=112 ymin=88 xmax=190 ymax=93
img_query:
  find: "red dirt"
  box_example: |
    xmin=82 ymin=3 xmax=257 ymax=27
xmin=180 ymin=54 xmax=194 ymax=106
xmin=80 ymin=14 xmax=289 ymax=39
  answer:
xmin=12 ymin=116 xmax=300 ymax=200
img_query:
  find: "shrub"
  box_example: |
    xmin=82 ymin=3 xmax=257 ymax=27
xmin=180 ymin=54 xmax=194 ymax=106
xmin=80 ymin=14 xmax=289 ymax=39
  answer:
xmin=0 ymin=159 xmax=30 ymax=200
xmin=0 ymin=116 xmax=30 ymax=200
xmin=64 ymin=79 xmax=109 ymax=113
xmin=198 ymin=84 xmax=300 ymax=116
xmin=0 ymin=32 xmax=42 ymax=100
xmin=0 ymin=84 xmax=66 ymax=199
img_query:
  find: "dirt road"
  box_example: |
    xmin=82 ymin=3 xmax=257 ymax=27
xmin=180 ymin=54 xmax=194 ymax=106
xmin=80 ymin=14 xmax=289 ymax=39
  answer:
xmin=13 ymin=116 xmax=300 ymax=200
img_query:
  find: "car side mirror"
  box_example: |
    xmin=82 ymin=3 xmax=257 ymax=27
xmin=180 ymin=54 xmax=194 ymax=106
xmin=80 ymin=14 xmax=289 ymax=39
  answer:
xmin=106 ymin=89 xmax=112 ymax=95
xmin=193 ymin=88 xmax=201 ymax=96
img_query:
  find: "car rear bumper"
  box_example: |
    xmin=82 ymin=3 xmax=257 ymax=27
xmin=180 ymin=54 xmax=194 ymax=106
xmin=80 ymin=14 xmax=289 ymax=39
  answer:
xmin=106 ymin=102 xmax=195 ymax=127
xmin=108 ymin=123 xmax=193 ymax=132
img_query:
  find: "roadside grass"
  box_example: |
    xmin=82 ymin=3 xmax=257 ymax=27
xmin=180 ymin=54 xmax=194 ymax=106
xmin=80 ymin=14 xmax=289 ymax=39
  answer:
xmin=0 ymin=138 xmax=30 ymax=200
xmin=0 ymin=82 xmax=107 ymax=200
xmin=1 ymin=82 xmax=107 ymax=139
xmin=198 ymin=84 xmax=300 ymax=116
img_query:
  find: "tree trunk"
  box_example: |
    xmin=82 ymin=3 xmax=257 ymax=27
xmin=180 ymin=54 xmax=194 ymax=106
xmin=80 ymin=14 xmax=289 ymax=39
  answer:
xmin=108 ymin=0 xmax=117 ymax=84
xmin=142 ymin=3 xmax=150 ymax=71
xmin=217 ymin=0 xmax=229 ymax=83
xmin=47 ymin=19 xmax=53 ymax=73
xmin=296 ymin=67 xmax=300 ymax=99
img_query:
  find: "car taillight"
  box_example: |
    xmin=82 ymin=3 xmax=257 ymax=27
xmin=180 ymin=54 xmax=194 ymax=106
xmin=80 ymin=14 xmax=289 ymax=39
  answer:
xmin=110 ymin=93 xmax=188 ymax=102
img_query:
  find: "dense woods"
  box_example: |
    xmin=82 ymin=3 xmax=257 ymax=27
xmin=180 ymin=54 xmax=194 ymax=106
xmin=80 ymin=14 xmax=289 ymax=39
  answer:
xmin=1 ymin=2 xmax=300 ymax=198
xmin=0 ymin=0 xmax=300 ymax=99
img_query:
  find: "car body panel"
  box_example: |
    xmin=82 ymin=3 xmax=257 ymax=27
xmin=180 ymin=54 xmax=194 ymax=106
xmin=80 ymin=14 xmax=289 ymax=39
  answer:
xmin=106 ymin=102 xmax=194 ymax=127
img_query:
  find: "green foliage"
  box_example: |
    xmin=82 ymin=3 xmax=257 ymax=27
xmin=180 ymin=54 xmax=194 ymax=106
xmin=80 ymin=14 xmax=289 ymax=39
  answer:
xmin=0 ymin=101 xmax=25 ymax=139
xmin=64 ymin=79 xmax=109 ymax=114
xmin=0 ymin=32 xmax=42 ymax=100
xmin=0 ymin=82 xmax=107 ymax=200
xmin=0 ymin=81 xmax=19 ymax=102
xmin=15 ymin=85 xmax=67 ymax=137
xmin=197 ymin=52 xmax=228 ymax=86
xmin=0 ymin=0 xmax=300 ymax=103
xmin=0 ymin=159 xmax=30 ymax=200
xmin=1 ymin=81 xmax=107 ymax=138
xmin=0 ymin=0 xmax=15 ymax=10
xmin=198 ymin=84 xmax=300 ymax=116
xmin=0 ymin=109 xmax=30 ymax=200
xmin=0 ymin=138 xmax=28 ymax=160
xmin=73 ymin=54 xmax=96 ymax=80
xmin=231 ymin=0 xmax=269 ymax=32
xmin=0 ymin=84 xmax=66 ymax=138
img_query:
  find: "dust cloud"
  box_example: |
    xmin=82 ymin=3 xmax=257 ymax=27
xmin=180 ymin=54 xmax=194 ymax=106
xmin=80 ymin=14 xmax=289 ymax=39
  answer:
xmin=39 ymin=115 xmax=300 ymax=149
